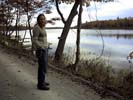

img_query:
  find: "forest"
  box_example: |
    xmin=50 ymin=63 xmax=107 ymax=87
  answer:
xmin=1 ymin=17 xmax=133 ymax=30
xmin=80 ymin=17 xmax=133 ymax=29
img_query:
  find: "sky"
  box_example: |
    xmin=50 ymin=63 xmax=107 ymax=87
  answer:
xmin=89 ymin=0 xmax=133 ymax=20
xmin=42 ymin=0 xmax=133 ymax=27
xmin=18 ymin=0 xmax=133 ymax=27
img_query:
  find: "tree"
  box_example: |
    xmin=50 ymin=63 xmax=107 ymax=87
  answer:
xmin=0 ymin=0 xmax=14 ymax=35
xmin=54 ymin=0 xmax=80 ymax=61
xmin=54 ymin=0 xmax=114 ymax=62
xmin=7 ymin=0 xmax=44 ymax=39
xmin=75 ymin=0 xmax=82 ymax=66
xmin=6 ymin=0 xmax=53 ymax=44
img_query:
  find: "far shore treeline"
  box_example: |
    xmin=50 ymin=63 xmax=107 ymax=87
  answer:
xmin=0 ymin=25 xmax=64 ymax=31
xmin=79 ymin=17 xmax=133 ymax=29
xmin=0 ymin=17 xmax=133 ymax=31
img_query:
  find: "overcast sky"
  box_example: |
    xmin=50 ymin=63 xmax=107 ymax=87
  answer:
xmin=27 ymin=0 xmax=133 ymax=27
xmin=43 ymin=0 xmax=133 ymax=27
xmin=89 ymin=0 xmax=133 ymax=20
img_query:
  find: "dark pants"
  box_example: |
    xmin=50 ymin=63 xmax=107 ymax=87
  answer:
xmin=36 ymin=48 xmax=48 ymax=85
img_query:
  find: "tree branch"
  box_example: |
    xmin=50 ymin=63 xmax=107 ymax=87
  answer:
xmin=55 ymin=0 xmax=66 ymax=24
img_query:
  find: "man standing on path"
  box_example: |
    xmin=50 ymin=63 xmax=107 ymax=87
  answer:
xmin=32 ymin=14 xmax=50 ymax=90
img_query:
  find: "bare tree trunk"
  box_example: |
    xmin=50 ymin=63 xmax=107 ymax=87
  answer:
xmin=75 ymin=0 xmax=82 ymax=66
xmin=54 ymin=0 xmax=80 ymax=61
xmin=1 ymin=0 xmax=5 ymax=35
xmin=22 ymin=22 xmax=28 ymax=43
xmin=15 ymin=1 xmax=21 ymax=42
xmin=26 ymin=0 xmax=32 ymax=40
xmin=5 ymin=6 xmax=11 ymax=36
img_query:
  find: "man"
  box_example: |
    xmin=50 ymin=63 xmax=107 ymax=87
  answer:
xmin=32 ymin=14 xmax=50 ymax=90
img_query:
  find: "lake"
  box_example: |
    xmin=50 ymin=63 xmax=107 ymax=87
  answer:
xmin=15 ymin=29 xmax=133 ymax=70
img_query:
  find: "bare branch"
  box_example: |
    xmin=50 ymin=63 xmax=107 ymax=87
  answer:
xmin=55 ymin=0 xmax=66 ymax=24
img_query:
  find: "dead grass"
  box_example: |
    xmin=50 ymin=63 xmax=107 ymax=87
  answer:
xmin=59 ymin=54 xmax=133 ymax=99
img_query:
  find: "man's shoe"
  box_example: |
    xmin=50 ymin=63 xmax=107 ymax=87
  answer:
xmin=37 ymin=85 xmax=50 ymax=90
xmin=45 ymin=82 xmax=50 ymax=86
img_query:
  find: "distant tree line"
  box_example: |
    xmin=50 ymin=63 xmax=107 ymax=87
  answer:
xmin=80 ymin=17 xmax=133 ymax=29
xmin=0 ymin=25 xmax=31 ymax=31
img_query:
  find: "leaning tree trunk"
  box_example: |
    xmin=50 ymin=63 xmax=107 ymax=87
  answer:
xmin=54 ymin=0 xmax=80 ymax=61
xmin=75 ymin=0 xmax=82 ymax=66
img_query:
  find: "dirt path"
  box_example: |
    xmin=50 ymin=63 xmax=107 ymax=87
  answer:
xmin=0 ymin=46 xmax=115 ymax=100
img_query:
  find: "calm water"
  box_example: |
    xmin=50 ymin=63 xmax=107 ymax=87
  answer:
xmin=15 ymin=29 xmax=133 ymax=69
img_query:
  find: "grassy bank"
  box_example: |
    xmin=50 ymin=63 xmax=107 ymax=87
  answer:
xmin=50 ymin=53 xmax=133 ymax=100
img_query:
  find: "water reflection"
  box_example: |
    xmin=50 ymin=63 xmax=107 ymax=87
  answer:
xmin=80 ymin=29 xmax=133 ymax=69
xmin=47 ymin=29 xmax=133 ymax=69
xmin=95 ymin=34 xmax=133 ymax=39
xmin=14 ymin=29 xmax=133 ymax=69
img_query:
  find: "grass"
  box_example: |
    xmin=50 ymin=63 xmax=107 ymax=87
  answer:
xmin=56 ymin=51 xmax=133 ymax=99
xmin=0 ymin=34 xmax=23 ymax=49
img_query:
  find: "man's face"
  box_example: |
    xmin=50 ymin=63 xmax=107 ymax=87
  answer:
xmin=38 ymin=15 xmax=46 ymax=27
